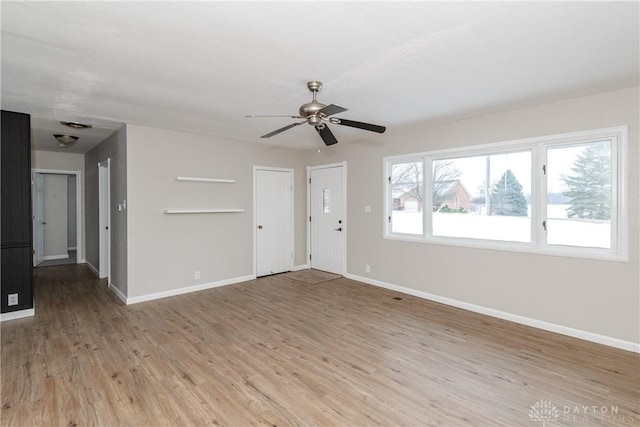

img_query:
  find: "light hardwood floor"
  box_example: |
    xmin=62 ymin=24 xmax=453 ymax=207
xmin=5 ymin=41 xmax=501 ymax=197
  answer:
xmin=2 ymin=264 xmax=638 ymax=426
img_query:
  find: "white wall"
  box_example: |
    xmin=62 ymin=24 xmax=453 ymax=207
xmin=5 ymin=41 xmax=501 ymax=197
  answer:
xmin=125 ymin=125 xmax=308 ymax=299
xmin=86 ymin=126 xmax=128 ymax=295
xmin=32 ymin=150 xmax=85 ymax=260
xmin=306 ymin=87 xmax=639 ymax=347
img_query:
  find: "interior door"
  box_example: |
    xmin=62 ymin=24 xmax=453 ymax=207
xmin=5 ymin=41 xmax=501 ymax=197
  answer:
xmin=32 ymin=172 xmax=44 ymax=266
xmin=98 ymin=160 xmax=110 ymax=279
xmin=256 ymin=168 xmax=293 ymax=277
xmin=310 ymin=165 xmax=344 ymax=274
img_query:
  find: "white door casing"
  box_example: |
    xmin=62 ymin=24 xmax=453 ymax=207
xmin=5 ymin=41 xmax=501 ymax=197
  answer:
xmin=255 ymin=167 xmax=293 ymax=277
xmin=309 ymin=163 xmax=345 ymax=275
xmin=98 ymin=160 xmax=111 ymax=280
xmin=31 ymin=168 xmax=83 ymax=264
xmin=32 ymin=172 xmax=45 ymax=266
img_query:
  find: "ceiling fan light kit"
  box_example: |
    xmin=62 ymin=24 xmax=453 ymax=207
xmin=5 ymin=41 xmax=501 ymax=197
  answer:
xmin=54 ymin=134 xmax=79 ymax=147
xmin=249 ymin=81 xmax=386 ymax=146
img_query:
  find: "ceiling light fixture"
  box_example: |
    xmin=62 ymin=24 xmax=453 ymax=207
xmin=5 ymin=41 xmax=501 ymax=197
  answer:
xmin=54 ymin=134 xmax=79 ymax=147
xmin=60 ymin=121 xmax=92 ymax=129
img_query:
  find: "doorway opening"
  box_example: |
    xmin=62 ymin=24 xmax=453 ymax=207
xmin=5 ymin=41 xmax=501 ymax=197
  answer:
xmin=32 ymin=169 xmax=82 ymax=268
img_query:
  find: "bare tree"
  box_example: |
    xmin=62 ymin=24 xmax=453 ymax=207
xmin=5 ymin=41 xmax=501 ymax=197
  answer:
xmin=391 ymin=161 xmax=423 ymax=203
xmin=432 ymin=160 xmax=461 ymax=208
xmin=391 ymin=160 xmax=461 ymax=208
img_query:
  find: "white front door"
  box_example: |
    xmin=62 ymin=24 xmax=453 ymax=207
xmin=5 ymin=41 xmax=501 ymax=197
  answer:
xmin=32 ymin=172 xmax=45 ymax=266
xmin=310 ymin=165 xmax=344 ymax=275
xmin=256 ymin=168 xmax=293 ymax=277
xmin=98 ymin=160 xmax=111 ymax=280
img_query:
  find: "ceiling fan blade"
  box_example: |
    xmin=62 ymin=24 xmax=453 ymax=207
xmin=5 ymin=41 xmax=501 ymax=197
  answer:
xmin=261 ymin=121 xmax=306 ymax=138
xmin=246 ymin=115 xmax=303 ymax=118
xmin=319 ymin=104 xmax=348 ymax=117
xmin=315 ymin=124 xmax=338 ymax=146
xmin=335 ymin=118 xmax=386 ymax=134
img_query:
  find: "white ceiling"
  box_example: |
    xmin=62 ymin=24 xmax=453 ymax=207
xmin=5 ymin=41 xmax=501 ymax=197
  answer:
xmin=2 ymin=2 xmax=638 ymax=152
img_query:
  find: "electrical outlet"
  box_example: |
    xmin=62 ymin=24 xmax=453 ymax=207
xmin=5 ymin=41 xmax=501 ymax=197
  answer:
xmin=194 ymin=271 xmax=200 ymax=280
xmin=8 ymin=293 xmax=18 ymax=306
xmin=365 ymin=264 xmax=371 ymax=273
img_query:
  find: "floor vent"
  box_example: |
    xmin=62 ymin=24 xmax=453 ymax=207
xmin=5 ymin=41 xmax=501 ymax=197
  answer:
xmin=393 ymin=297 xmax=403 ymax=301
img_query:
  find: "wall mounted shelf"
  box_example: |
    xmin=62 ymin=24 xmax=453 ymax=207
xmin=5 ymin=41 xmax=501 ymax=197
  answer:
xmin=164 ymin=209 xmax=244 ymax=214
xmin=176 ymin=176 xmax=236 ymax=183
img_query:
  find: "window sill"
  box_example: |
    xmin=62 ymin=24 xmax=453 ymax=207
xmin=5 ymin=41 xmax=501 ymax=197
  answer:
xmin=383 ymin=234 xmax=627 ymax=263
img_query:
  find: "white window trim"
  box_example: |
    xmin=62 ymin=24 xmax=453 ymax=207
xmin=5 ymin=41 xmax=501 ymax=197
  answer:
xmin=384 ymin=126 xmax=628 ymax=262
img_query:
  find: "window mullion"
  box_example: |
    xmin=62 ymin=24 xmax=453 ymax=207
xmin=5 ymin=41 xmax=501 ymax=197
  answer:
xmin=424 ymin=156 xmax=433 ymax=239
xmin=533 ymin=144 xmax=547 ymax=248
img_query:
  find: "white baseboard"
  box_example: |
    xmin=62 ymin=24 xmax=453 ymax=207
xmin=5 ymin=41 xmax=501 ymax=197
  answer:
xmin=345 ymin=273 xmax=640 ymax=354
xmin=292 ymin=264 xmax=309 ymax=271
xmin=68 ymin=246 xmax=77 ymax=251
xmin=1 ymin=309 xmax=35 ymax=322
xmin=108 ymin=283 xmax=127 ymax=304
xmin=85 ymin=261 xmax=99 ymax=276
xmin=126 ymin=274 xmax=255 ymax=305
xmin=43 ymin=254 xmax=69 ymax=261
xmin=77 ymin=258 xmax=86 ymax=264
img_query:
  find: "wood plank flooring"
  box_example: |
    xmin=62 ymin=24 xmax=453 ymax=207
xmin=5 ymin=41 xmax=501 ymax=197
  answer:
xmin=2 ymin=264 xmax=639 ymax=426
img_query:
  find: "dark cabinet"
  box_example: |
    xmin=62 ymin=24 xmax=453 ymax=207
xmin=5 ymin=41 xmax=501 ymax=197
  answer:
xmin=1 ymin=110 xmax=33 ymax=313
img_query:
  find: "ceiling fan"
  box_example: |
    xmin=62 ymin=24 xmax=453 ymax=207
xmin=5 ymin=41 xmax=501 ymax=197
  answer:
xmin=247 ymin=81 xmax=386 ymax=146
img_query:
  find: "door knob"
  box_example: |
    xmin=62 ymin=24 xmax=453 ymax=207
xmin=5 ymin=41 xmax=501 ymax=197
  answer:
xmin=258 ymin=225 xmax=263 ymax=229
xmin=334 ymin=227 xmax=342 ymax=231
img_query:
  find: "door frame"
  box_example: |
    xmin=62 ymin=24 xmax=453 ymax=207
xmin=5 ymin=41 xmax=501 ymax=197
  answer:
xmin=98 ymin=159 xmax=111 ymax=281
xmin=253 ymin=166 xmax=295 ymax=278
xmin=32 ymin=168 xmax=83 ymax=264
xmin=306 ymin=161 xmax=347 ymax=274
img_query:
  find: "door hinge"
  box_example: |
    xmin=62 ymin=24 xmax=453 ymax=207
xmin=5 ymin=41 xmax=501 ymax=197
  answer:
xmin=388 ymin=215 xmax=391 ymax=223
xmin=542 ymin=164 xmax=546 ymax=175
xmin=309 ymin=254 xmax=312 ymax=261
xmin=542 ymin=220 xmax=547 ymax=231
xmin=309 ymin=216 xmax=311 ymax=222
xmin=388 ymin=176 xmax=391 ymax=184
xmin=309 ymin=177 xmax=311 ymax=184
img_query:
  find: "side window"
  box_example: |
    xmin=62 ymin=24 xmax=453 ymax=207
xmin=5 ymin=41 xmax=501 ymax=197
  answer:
xmin=389 ymin=161 xmax=424 ymax=235
xmin=545 ymin=140 xmax=614 ymax=249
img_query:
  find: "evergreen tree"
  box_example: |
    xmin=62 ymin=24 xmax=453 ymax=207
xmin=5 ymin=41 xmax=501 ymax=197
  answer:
xmin=562 ymin=143 xmax=611 ymax=220
xmin=490 ymin=169 xmax=528 ymax=216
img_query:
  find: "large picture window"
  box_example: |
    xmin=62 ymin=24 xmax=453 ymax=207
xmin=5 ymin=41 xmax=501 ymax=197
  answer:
xmin=384 ymin=127 xmax=627 ymax=261
xmin=431 ymin=151 xmax=531 ymax=242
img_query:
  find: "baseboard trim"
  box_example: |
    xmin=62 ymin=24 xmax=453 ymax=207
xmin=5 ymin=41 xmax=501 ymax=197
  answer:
xmin=1 ymin=309 xmax=35 ymax=322
xmin=292 ymin=264 xmax=309 ymax=271
xmin=108 ymin=283 xmax=127 ymax=304
xmin=43 ymin=254 xmax=69 ymax=261
xmin=345 ymin=273 xmax=640 ymax=354
xmin=85 ymin=261 xmax=99 ymax=276
xmin=126 ymin=274 xmax=256 ymax=305
xmin=68 ymin=246 xmax=77 ymax=250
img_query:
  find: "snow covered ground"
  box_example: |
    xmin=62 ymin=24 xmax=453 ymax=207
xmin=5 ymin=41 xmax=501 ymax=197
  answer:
xmin=391 ymin=205 xmax=610 ymax=248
